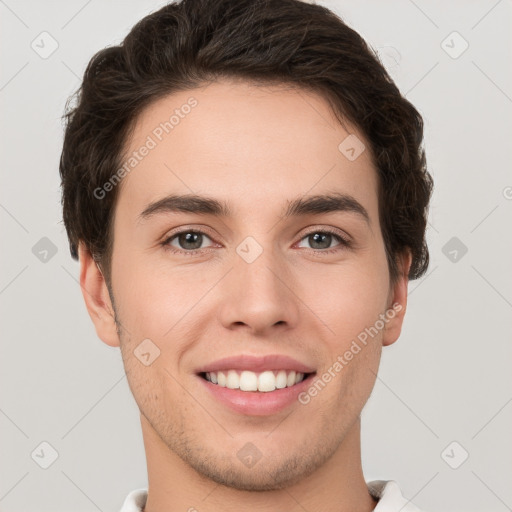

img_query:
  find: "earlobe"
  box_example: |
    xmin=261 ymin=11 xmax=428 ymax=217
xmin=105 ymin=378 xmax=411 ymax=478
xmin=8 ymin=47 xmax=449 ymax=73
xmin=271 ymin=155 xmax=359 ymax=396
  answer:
xmin=381 ymin=250 xmax=413 ymax=347
xmin=78 ymin=243 xmax=120 ymax=347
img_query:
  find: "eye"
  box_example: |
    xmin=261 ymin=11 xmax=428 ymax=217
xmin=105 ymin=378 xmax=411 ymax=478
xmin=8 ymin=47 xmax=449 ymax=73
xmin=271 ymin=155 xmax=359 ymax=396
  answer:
xmin=161 ymin=227 xmax=352 ymax=256
xmin=162 ymin=230 xmax=215 ymax=254
xmin=296 ymin=229 xmax=352 ymax=254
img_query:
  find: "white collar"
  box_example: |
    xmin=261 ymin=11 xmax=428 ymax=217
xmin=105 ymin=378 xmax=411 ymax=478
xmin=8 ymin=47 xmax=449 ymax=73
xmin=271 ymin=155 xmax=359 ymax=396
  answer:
xmin=120 ymin=480 xmax=423 ymax=512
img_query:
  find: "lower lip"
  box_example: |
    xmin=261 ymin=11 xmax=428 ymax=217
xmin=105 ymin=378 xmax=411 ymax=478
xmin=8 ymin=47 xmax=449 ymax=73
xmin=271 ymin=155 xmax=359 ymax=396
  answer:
xmin=197 ymin=373 xmax=316 ymax=416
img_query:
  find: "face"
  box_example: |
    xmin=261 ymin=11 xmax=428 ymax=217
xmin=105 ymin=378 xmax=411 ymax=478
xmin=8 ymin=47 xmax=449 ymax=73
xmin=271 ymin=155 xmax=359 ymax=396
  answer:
xmin=81 ymin=78 xmax=410 ymax=491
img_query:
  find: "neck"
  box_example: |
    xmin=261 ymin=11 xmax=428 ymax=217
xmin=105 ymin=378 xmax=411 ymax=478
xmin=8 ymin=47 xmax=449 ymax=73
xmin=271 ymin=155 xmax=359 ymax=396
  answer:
xmin=141 ymin=414 xmax=378 ymax=512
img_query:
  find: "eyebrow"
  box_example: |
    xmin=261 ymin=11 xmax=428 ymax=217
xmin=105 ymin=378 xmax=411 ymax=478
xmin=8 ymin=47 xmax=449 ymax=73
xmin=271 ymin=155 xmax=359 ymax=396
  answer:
xmin=137 ymin=192 xmax=371 ymax=227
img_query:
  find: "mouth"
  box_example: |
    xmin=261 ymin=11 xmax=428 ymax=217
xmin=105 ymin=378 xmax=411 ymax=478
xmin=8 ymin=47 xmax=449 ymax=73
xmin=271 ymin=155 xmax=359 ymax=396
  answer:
xmin=196 ymin=369 xmax=317 ymax=416
xmin=197 ymin=369 xmax=317 ymax=393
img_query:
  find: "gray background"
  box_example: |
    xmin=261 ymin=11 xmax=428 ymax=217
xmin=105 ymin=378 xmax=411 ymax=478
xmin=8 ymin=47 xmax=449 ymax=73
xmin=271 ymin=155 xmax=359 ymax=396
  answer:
xmin=1 ymin=1 xmax=511 ymax=511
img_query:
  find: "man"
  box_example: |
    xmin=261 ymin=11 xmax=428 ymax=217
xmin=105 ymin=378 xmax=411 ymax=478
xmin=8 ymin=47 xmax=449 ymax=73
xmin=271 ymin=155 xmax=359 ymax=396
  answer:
xmin=59 ymin=0 xmax=433 ymax=510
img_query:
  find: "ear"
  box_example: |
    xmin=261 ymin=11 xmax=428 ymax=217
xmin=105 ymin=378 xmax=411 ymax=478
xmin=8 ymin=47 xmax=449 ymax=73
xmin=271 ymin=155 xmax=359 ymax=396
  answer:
xmin=381 ymin=249 xmax=413 ymax=347
xmin=78 ymin=242 xmax=120 ymax=347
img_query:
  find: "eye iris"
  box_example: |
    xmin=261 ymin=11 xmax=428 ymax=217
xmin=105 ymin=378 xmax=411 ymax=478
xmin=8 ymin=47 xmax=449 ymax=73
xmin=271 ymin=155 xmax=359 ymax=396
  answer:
xmin=309 ymin=232 xmax=332 ymax=249
xmin=179 ymin=232 xmax=202 ymax=250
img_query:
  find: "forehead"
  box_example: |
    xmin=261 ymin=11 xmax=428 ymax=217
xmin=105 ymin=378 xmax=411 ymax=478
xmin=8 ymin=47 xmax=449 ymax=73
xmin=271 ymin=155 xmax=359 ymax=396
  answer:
xmin=116 ymin=79 xmax=379 ymax=224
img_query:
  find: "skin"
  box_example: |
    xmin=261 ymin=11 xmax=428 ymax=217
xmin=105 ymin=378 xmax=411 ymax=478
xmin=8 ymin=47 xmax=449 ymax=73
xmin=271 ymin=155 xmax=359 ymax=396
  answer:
xmin=79 ymin=79 xmax=412 ymax=512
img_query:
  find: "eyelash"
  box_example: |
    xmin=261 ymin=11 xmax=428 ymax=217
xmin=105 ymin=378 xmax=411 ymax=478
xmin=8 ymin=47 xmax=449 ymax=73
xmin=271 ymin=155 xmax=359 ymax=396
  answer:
xmin=160 ymin=227 xmax=352 ymax=256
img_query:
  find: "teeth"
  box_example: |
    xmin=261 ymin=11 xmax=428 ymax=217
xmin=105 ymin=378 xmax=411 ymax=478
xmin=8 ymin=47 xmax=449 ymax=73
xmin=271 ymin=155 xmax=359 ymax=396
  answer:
xmin=204 ymin=369 xmax=307 ymax=392
xmin=226 ymin=370 xmax=240 ymax=389
xmin=240 ymin=370 xmax=258 ymax=391
xmin=275 ymin=370 xmax=288 ymax=389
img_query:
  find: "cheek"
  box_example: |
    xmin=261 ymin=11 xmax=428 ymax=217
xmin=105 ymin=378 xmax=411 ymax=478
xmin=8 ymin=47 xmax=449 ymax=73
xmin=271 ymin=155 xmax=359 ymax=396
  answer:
xmin=122 ymin=277 xmax=179 ymax=339
xmin=111 ymin=250 xmax=171 ymax=337
xmin=302 ymin=259 xmax=389 ymax=335
xmin=113 ymin=251 xmax=213 ymax=351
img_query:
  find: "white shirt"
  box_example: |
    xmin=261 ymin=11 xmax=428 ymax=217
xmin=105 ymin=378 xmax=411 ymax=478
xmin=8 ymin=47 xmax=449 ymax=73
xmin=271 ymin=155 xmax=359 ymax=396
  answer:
xmin=119 ymin=480 xmax=424 ymax=511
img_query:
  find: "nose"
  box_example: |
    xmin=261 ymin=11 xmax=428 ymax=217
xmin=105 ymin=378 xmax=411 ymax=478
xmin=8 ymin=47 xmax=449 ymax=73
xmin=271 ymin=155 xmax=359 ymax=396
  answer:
xmin=217 ymin=243 xmax=300 ymax=336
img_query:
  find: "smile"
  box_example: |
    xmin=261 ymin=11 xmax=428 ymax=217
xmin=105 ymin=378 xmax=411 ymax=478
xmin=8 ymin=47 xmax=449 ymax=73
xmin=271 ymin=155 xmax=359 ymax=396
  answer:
xmin=201 ymin=369 xmax=310 ymax=392
xmin=197 ymin=370 xmax=317 ymax=416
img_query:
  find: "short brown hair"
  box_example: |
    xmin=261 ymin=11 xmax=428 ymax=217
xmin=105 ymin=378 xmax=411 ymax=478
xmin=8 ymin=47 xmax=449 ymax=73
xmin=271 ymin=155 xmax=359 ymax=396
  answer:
xmin=59 ymin=0 xmax=433 ymax=288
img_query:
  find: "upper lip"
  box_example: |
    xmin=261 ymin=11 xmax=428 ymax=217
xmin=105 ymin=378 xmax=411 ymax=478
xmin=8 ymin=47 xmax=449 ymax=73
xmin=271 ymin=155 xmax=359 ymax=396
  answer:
xmin=195 ymin=354 xmax=316 ymax=374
